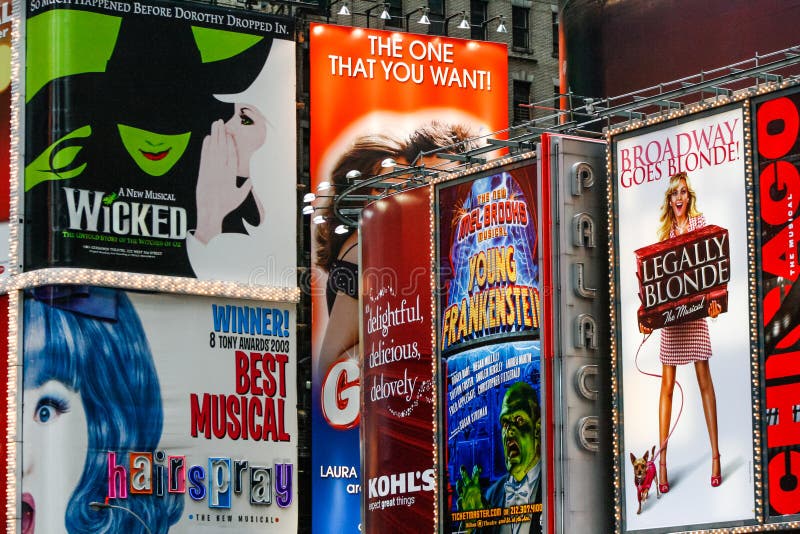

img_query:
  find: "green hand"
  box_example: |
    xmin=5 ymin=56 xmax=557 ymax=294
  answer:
xmin=25 ymin=125 xmax=91 ymax=191
xmin=456 ymin=465 xmax=486 ymax=512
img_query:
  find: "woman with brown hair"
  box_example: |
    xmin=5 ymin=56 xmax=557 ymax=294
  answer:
xmin=315 ymin=122 xmax=480 ymax=378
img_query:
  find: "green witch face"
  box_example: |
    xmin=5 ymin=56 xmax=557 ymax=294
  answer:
xmin=117 ymin=124 xmax=191 ymax=176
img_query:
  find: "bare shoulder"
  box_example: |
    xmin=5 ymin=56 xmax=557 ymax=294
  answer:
xmin=339 ymin=232 xmax=359 ymax=263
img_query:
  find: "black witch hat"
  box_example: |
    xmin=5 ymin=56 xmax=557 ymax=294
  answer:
xmin=25 ymin=12 xmax=273 ymax=164
xmin=101 ymin=14 xmax=273 ymax=134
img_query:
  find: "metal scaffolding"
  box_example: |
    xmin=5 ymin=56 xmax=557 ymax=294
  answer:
xmin=325 ymin=44 xmax=800 ymax=228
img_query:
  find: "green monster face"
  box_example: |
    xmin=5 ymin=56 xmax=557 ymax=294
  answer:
xmin=117 ymin=124 xmax=191 ymax=176
xmin=499 ymin=389 xmax=541 ymax=482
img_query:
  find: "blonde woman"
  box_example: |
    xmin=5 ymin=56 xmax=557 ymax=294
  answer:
xmin=640 ymin=171 xmax=722 ymax=493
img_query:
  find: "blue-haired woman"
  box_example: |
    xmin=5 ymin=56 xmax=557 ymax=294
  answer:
xmin=22 ymin=287 xmax=182 ymax=533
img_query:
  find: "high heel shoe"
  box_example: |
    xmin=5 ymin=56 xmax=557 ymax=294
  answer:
xmin=658 ymin=460 xmax=670 ymax=494
xmin=711 ymin=454 xmax=722 ymax=487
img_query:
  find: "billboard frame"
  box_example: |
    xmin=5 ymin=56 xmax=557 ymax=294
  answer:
xmin=750 ymin=83 xmax=800 ymax=526
xmin=7 ymin=2 xmax=302 ymax=532
xmin=430 ymin=151 xmax=551 ymax=534
xmin=608 ymin=98 xmax=761 ymax=533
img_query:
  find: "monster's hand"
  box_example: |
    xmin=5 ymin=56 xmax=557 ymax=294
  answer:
xmin=456 ymin=465 xmax=486 ymax=512
xmin=25 ymin=125 xmax=92 ymax=191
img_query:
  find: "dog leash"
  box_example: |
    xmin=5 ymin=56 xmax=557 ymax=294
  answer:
xmin=634 ymin=332 xmax=685 ymax=462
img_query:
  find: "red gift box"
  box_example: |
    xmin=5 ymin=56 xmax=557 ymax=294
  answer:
xmin=634 ymin=225 xmax=730 ymax=330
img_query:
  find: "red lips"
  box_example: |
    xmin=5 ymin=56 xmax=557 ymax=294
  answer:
xmin=140 ymin=149 xmax=170 ymax=161
xmin=21 ymin=493 xmax=34 ymax=534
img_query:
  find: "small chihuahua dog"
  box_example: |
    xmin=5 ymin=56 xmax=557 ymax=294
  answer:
xmin=629 ymin=446 xmax=659 ymax=514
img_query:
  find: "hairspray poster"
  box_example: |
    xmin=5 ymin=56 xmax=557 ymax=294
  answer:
xmin=612 ymin=106 xmax=755 ymax=532
xmin=21 ymin=287 xmax=297 ymax=533
xmin=22 ymin=1 xmax=296 ymax=285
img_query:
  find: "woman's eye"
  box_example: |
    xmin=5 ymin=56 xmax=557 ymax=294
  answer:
xmin=239 ymin=113 xmax=254 ymax=126
xmin=37 ymin=405 xmax=53 ymax=422
xmin=34 ymin=397 xmax=69 ymax=424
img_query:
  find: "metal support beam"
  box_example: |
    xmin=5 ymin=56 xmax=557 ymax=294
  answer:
xmin=327 ymin=44 xmax=800 ymax=227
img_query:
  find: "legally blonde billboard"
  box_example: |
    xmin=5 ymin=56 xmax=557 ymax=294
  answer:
xmin=309 ymin=23 xmax=508 ymax=533
xmin=611 ymin=106 xmax=756 ymax=531
xmin=21 ymin=287 xmax=297 ymax=533
xmin=23 ymin=1 xmax=296 ymax=286
xmin=436 ymin=163 xmax=542 ymax=533
xmin=752 ymin=86 xmax=800 ymax=522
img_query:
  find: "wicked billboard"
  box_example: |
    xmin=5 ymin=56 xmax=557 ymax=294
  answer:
xmin=22 ymin=1 xmax=296 ymax=286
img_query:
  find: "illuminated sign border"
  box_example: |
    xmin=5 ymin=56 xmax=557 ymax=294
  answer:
xmin=750 ymin=84 xmax=800 ymax=525
xmin=430 ymin=151 xmax=550 ymax=532
xmin=6 ymin=4 xmax=299 ymax=532
xmin=607 ymin=81 xmax=800 ymax=532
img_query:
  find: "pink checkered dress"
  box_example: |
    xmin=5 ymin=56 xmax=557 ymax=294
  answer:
xmin=659 ymin=214 xmax=713 ymax=365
